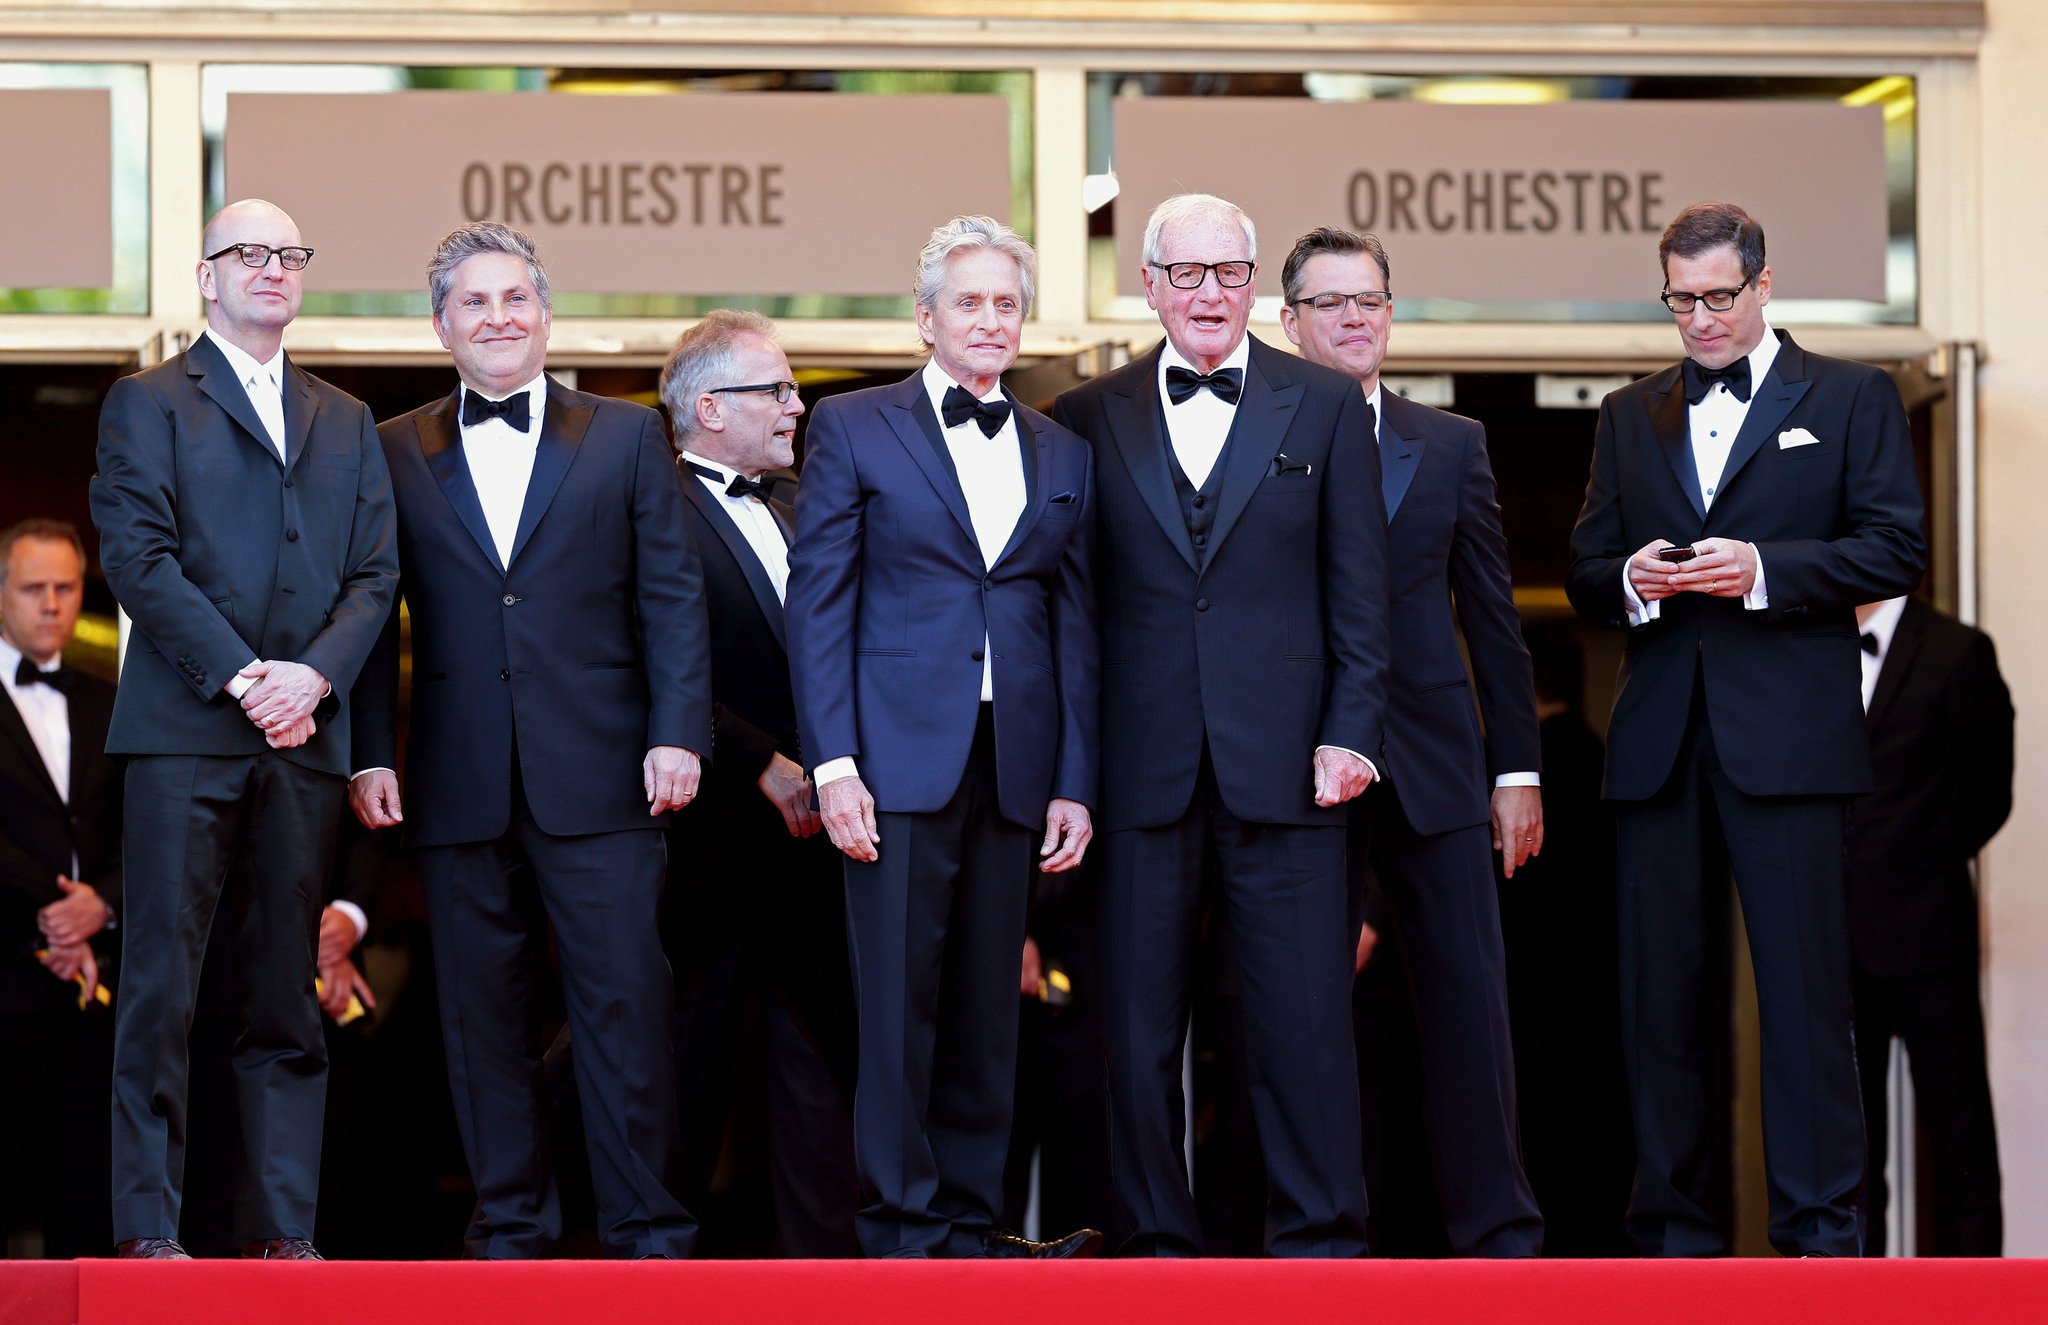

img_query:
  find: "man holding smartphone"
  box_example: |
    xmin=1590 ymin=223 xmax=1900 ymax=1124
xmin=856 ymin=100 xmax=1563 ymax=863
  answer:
xmin=1566 ymin=202 xmax=1925 ymax=1259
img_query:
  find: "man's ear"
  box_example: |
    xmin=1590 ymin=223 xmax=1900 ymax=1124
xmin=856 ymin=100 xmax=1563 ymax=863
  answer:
xmin=695 ymin=393 xmax=724 ymax=435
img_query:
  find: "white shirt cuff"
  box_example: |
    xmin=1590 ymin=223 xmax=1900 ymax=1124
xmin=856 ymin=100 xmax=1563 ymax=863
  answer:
xmin=329 ymin=900 xmax=369 ymax=947
xmin=1743 ymin=545 xmax=1769 ymax=610
xmin=1494 ymin=772 xmax=1541 ymax=788
xmin=225 ymin=660 xmax=262 ymax=699
xmin=1622 ymin=572 xmax=1660 ymax=626
xmin=1315 ymin=745 xmax=1379 ymax=782
xmin=350 ymin=767 xmax=395 ymax=783
xmin=814 ymin=756 xmax=860 ymax=788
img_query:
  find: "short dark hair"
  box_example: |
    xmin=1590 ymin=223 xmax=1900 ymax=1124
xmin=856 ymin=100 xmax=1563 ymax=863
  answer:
xmin=0 ymin=518 xmax=86 ymax=587
xmin=1281 ymin=227 xmax=1391 ymax=306
xmin=1659 ymin=201 xmax=1766 ymax=287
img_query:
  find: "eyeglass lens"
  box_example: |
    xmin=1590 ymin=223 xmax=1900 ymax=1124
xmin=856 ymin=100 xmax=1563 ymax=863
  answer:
xmin=1308 ymin=292 xmax=1392 ymax=314
xmin=1162 ymin=262 xmax=1254 ymax=290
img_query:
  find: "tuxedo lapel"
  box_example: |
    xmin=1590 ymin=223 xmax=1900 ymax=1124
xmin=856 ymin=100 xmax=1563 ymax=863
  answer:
xmin=992 ymin=400 xmax=1051 ymax=568
xmin=1104 ymin=350 xmax=1197 ymax=573
xmin=186 ymin=336 xmax=282 ymax=469
xmin=1866 ymin=599 xmax=1926 ymax=734
xmin=1377 ymin=394 xmax=1424 ymax=520
xmin=1649 ymin=378 xmax=1707 ymax=523
xmin=885 ymin=375 xmax=980 ymax=553
xmin=1711 ymin=334 xmax=1813 ymax=508
xmin=280 ymin=357 xmax=318 ymax=474
xmin=417 ymin=391 xmax=505 ymax=575
xmin=1205 ymin=345 xmax=1301 ymax=561
xmin=0 ymin=690 xmax=62 ymax=808
xmin=506 ymin=380 xmax=590 ymax=569
xmin=681 ymin=470 xmax=787 ymax=654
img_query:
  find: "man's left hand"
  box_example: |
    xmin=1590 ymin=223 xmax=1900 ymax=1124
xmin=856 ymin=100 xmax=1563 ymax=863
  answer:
xmin=1313 ymin=748 xmax=1376 ymax=807
xmin=39 ymin=941 xmax=97 ymax=992
xmin=37 ymin=877 xmax=109 ymax=947
xmin=1491 ymin=785 xmax=1544 ymax=879
xmin=318 ymin=904 xmax=363 ymax=971
xmin=239 ymin=660 xmax=330 ymax=731
xmin=645 ymin=746 xmax=701 ymax=815
xmin=1667 ymin=538 xmax=1758 ymax=599
xmin=1040 ymin=799 xmax=1093 ymax=873
xmin=318 ymin=958 xmax=376 ymax=1022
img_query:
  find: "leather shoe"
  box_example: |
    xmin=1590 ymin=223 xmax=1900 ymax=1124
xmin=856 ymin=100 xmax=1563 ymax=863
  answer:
xmin=243 ymin=1238 xmax=324 ymax=1260
xmin=116 ymin=1238 xmax=191 ymax=1259
xmin=984 ymin=1227 xmax=1103 ymax=1259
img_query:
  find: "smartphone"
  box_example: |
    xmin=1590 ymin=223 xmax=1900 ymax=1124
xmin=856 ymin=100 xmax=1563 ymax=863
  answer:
xmin=1657 ymin=545 xmax=1699 ymax=563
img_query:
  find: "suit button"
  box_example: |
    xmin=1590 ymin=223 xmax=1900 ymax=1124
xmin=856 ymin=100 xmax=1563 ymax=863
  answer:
xmin=981 ymin=577 xmax=992 ymax=591
xmin=285 ymin=528 xmax=300 ymax=542
xmin=1195 ymin=598 xmax=1210 ymax=611
xmin=283 ymin=478 xmax=294 ymax=488
xmin=1192 ymin=495 xmax=1207 ymax=509
xmin=500 ymin=669 xmax=510 ymax=681
xmin=503 ymin=595 xmax=517 ymax=606
xmin=1193 ymin=533 xmax=1207 ymax=547
xmin=972 ymin=649 xmax=985 ymax=662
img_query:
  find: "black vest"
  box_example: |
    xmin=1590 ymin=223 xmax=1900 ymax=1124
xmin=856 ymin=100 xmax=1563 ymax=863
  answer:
xmin=1163 ymin=406 xmax=1234 ymax=570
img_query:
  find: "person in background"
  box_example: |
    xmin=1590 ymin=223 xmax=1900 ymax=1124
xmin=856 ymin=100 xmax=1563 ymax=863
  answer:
xmin=1848 ymin=595 xmax=2011 ymax=1255
xmin=0 ymin=518 xmax=122 ymax=1258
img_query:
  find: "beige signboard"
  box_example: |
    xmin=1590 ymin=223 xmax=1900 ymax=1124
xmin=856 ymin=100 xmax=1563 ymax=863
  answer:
xmin=0 ymin=89 xmax=113 ymax=289
xmin=226 ymin=90 xmax=1013 ymax=297
xmin=1114 ymin=98 xmax=1888 ymax=303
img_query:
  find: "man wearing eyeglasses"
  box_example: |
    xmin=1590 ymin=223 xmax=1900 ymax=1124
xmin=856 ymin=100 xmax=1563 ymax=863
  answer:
xmin=92 ymin=199 xmax=398 ymax=1259
xmin=348 ymin=222 xmax=711 ymax=1259
xmin=1277 ymin=227 xmax=1544 ymax=1258
xmin=1566 ymin=201 xmax=1926 ymax=1258
xmin=1051 ymin=194 xmax=1389 ymax=1258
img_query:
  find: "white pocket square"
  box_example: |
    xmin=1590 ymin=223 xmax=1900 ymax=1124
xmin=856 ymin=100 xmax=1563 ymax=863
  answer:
xmin=1778 ymin=428 xmax=1821 ymax=449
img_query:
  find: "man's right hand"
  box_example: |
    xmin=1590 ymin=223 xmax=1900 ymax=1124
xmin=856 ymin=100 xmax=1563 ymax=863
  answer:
xmin=1628 ymin=539 xmax=1686 ymax=604
xmin=819 ymin=775 xmax=881 ymax=863
xmin=350 ymin=770 xmax=404 ymax=830
xmin=758 ymin=753 xmax=823 ymax=838
xmin=39 ymin=941 xmax=97 ymax=994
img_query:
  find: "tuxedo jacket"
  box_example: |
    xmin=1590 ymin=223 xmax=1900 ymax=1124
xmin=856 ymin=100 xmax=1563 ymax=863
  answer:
xmin=1052 ymin=337 xmax=1390 ymax=832
xmin=1377 ymin=390 xmax=1540 ymax=837
xmin=1566 ymin=333 xmax=1926 ymax=800
xmin=353 ymin=380 xmax=713 ymax=848
xmin=1844 ymin=600 xmax=2012 ymax=977
xmin=786 ymin=371 xmax=1099 ymax=828
xmin=0 ymin=668 xmax=123 ymax=1011
xmin=90 ymin=335 xmax=399 ymax=776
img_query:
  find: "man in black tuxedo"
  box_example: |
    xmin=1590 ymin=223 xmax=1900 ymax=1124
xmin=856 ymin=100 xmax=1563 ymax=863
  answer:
xmin=1566 ymin=201 xmax=1926 ymax=1257
xmin=657 ymin=310 xmax=859 ymax=1257
xmin=1278 ymin=227 xmax=1544 ymax=1258
xmin=349 ymin=222 xmax=711 ymax=1260
xmin=91 ymin=200 xmax=399 ymax=1260
xmin=788 ymin=216 xmax=1100 ymax=1260
xmin=0 ymin=520 xmax=122 ymax=1257
xmin=1848 ymin=596 xmax=2009 ymax=1256
xmin=1052 ymin=194 xmax=1389 ymax=1258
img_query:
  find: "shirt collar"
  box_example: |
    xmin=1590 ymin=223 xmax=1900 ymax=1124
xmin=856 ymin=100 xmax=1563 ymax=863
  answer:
xmin=1740 ymin=326 xmax=1781 ymax=397
xmin=203 ymin=329 xmax=284 ymax=390
xmin=1158 ymin=332 xmax=1252 ymax=395
xmin=681 ymin=450 xmax=742 ymax=486
xmin=461 ymin=371 xmax=549 ymax=425
xmin=1861 ymin=595 xmax=1909 ymax=655
xmin=920 ymin=359 xmax=1006 ymax=422
xmin=1365 ymin=380 xmax=1384 ymax=441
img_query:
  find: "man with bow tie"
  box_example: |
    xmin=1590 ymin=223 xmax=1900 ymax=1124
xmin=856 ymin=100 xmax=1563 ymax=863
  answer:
xmin=348 ymin=222 xmax=711 ymax=1259
xmin=1051 ymin=193 xmax=1390 ymax=1258
xmin=1567 ymin=201 xmax=1926 ymax=1258
xmin=786 ymin=215 xmax=1101 ymax=1260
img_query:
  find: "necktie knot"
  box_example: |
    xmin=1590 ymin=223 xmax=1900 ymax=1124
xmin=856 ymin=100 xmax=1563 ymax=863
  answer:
xmin=1165 ymin=364 xmax=1244 ymax=407
xmin=461 ymin=388 xmax=532 ymax=431
xmin=15 ymin=658 xmax=71 ymax=694
xmin=1681 ymin=357 xmax=1753 ymax=406
xmin=941 ymin=385 xmax=1013 ymax=438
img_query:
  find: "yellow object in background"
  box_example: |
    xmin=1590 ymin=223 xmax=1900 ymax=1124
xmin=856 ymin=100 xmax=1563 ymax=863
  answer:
xmin=34 ymin=950 xmax=112 ymax=1009
xmin=314 ymin=976 xmax=368 ymax=1026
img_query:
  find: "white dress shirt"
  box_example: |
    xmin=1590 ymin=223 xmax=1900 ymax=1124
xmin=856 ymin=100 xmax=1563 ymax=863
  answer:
xmin=682 ymin=451 xmax=791 ymax=604
xmin=462 ymin=373 xmax=549 ymax=569
xmin=815 ymin=361 xmax=1028 ymax=790
xmin=1859 ymin=595 xmax=1908 ymax=712
xmin=1 ymin=635 xmax=69 ymax=804
xmin=1158 ymin=335 xmax=1251 ymax=490
xmin=204 ymin=329 xmax=287 ymax=462
xmin=1623 ymin=328 xmax=1778 ymax=627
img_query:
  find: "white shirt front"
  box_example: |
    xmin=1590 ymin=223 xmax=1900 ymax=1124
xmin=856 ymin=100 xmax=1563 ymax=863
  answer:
xmin=461 ymin=373 xmax=549 ymax=569
xmin=203 ymin=329 xmax=287 ymax=462
xmin=681 ymin=451 xmax=791 ymax=604
xmin=1 ymin=634 xmax=69 ymax=804
xmin=1158 ymin=334 xmax=1251 ymax=489
xmin=1859 ymin=595 xmax=1908 ymax=712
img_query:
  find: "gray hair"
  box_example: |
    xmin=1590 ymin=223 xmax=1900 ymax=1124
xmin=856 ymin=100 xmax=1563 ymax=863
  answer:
xmin=428 ymin=221 xmax=551 ymax=320
xmin=913 ymin=215 xmax=1037 ymax=316
xmin=1142 ymin=193 xmax=1257 ymax=266
xmin=659 ymin=309 xmax=780 ymax=444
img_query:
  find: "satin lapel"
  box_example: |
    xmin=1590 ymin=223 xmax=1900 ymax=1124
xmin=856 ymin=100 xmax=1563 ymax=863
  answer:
xmin=507 ymin=382 xmax=590 ymax=569
xmin=1650 ymin=381 xmax=1707 ymax=523
xmin=682 ymin=472 xmax=787 ymax=654
xmin=186 ymin=336 xmax=281 ymax=469
xmin=418 ymin=392 xmax=505 ymax=576
xmin=1104 ymin=352 xmax=1197 ymax=573
xmin=1711 ymin=338 xmax=1813 ymax=506
xmin=1205 ymin=348 xmax=1302 ymax=561
xmin=1866 ymin=600 xmax=1926 ymax=734
xmin=992 ymin=400 xmax=1051 ymax=568
xmin=280 ymin=356 xmax=318 ymax=474
xmin=884 ymin=376 xmax=979 ymax=552
xmin=0 ymin=691 xmax=61 ymax=807
xmin=768 ymin=496 xmax=795 ymax=547
xmin=1377 ymin=397 xmax=1423 ymax=520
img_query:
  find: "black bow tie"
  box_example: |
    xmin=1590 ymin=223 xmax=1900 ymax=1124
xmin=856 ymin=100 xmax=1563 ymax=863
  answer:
xmin=941 ymin=386 xmax=1013 ymax=438
xmin=1861 ymin=632 xmax=1880 ymax=656
xmin=1165 ymin=365 xmax=1243 ymax=407
xmin=15 ymin=659 xmax=70 ymax=694
xmin=461 ymin=389 xmax=532 ymax=431
xmin=1681 ymin=357 xmax=1753 ymax=406
xmin=726 ymin=474 xmax=769 ymax=501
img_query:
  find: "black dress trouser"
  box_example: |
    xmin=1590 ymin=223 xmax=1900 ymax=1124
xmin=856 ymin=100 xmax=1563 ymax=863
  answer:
xmin=111 ymin=752 xmax=339 ymax=1246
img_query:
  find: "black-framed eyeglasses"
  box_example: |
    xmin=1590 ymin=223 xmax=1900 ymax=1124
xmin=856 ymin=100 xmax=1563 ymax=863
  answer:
xmin=1660 ymin=279 xmax=1750 ymax=314
xmin=204 ymin=243 xmax=315 ymax=271
xmin=1149 ymin=260 xmax=1256 ymax=290
xmin=1294 ymin=290 xmax=1393 ymax=316
xmin=711 ymin=381 xmax=799 ymax=403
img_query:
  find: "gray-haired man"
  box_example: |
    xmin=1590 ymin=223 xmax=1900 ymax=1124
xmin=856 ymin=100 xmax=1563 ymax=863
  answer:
xmin=347 ymin=222 xmax=712 ymax=1259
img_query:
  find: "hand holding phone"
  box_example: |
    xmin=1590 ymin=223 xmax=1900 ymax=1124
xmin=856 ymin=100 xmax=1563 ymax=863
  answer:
xmin=1656 ymin=545 xmax=1699 ymax=563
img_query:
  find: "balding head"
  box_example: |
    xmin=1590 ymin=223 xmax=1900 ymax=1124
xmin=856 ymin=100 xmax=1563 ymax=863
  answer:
xmin=197 ymin=198 xmax=307 ymax=359
xmin=203 ymin=198 xmax=299 ymax=257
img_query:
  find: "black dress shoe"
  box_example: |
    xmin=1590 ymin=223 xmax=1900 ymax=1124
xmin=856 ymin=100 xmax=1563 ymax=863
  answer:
xmin=984 ymin=1228 xmax=1104 ymax=1259
xmin=243 ymin=1238 xmax=324 ymax=1260
xmin=116 ymin=1238 xmax=192 ymax=1259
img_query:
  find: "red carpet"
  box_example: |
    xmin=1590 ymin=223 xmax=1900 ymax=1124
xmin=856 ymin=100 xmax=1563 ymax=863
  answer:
xmin=2 ymin=1257 xmax=2043 ymax=1325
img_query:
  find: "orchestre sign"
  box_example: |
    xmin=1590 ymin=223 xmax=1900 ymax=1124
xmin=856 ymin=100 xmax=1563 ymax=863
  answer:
xmin=224 ymin=91 xmax=1013 ymax=297
xmin=0 ymin=89 xmax=113 ymax=289
xmin=1113 ymin=98 xmax=1889 ymax=303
